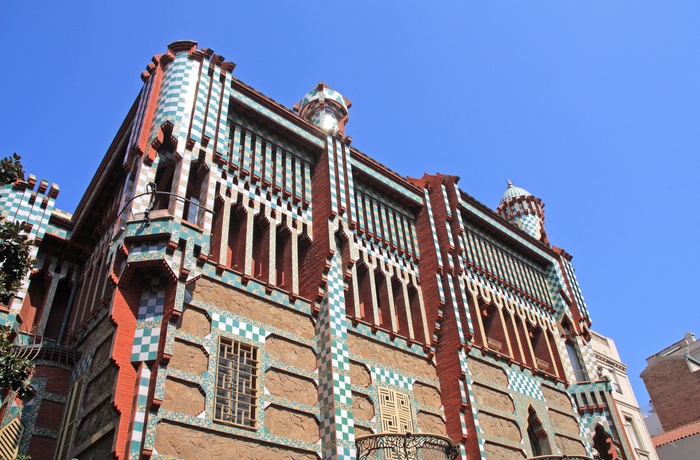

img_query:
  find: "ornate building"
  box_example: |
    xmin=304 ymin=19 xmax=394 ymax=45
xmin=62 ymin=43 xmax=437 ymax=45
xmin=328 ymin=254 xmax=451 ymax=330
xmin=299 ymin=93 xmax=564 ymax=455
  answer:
xmin=0 ymin=41 xmax=637 ymax=460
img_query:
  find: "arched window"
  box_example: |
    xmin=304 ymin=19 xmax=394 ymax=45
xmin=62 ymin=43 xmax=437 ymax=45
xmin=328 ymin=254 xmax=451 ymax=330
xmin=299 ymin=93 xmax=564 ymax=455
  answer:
xmin=527 ymin=407 xmax=550 ymax=456
xmin=593 ymin=424 xmax=619 ymax=460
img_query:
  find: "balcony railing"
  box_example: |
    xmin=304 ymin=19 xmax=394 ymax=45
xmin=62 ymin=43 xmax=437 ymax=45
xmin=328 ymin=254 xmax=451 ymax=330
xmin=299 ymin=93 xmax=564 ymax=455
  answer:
xmin=527 ymin=455 xmax=598 ymax=460
xmin=356 ymin=433 xmax=459 ymax=460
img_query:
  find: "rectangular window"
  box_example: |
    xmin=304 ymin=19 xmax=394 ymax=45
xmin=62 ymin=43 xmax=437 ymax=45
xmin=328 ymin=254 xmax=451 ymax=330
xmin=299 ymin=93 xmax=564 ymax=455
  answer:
xmin=55 ymin=378 xmax=84 ymax=460
xmin=215 ymin=337 xmax=258 ymax=428
xmin=624 ymin=415 xmax=642 ymax=450
xmin=565 ymin=341 xmax=588 ymax=382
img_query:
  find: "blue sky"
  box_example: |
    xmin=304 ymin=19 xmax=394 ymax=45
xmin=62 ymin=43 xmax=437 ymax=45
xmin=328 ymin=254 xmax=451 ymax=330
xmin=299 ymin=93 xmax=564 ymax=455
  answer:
xmin=2 ymin=1 xmax=698 ymax=406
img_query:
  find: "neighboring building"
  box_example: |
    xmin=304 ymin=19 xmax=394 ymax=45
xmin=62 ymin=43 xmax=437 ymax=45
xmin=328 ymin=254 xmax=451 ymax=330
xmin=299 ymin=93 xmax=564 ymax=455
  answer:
xmin=641 ymin=332 xmax=700 ymax=433
xmin=591 ymin=331 xmax=658 ymax=460
xmin=640 ymin=332 xmax=700 ymax=460
xmin=651 ymin=420 xmax=700 ymax=460
xmin=0 ymin=41 xmax=637 ymax=460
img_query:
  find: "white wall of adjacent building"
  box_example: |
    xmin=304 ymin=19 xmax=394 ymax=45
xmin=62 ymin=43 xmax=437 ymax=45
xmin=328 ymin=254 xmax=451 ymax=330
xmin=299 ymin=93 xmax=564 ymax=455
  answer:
xmin=591 ymin=331 xmax=659 ymax=460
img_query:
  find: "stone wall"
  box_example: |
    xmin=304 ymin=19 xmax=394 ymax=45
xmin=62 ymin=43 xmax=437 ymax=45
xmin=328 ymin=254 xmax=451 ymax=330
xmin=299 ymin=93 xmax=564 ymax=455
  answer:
xmin=413 ymin=382 xmax=441 ymax=409
xmin=469 ymin=358 xmax=508 ymax=387
xmin=162 ymin=378 xmax=206 ymax=416
xmin=541 ymin=385 xmax=572 ymax=411
xmin=193 ymin=278 xmax=314 ymax=338
xmin=170 ymin=339 xmax=209 ymax=375
xmin=350 ymin=361 xmax=371 ymax=388
xmin=473 ymin=383 xmax=514 ymax=413
xmin=266 ymin=335 xmax=316 ymax=371
xmin=548 ymin=408 xmax=580 ymax=434
xmin=417 ymin=411 xmax=447 ymax=435
xmin=555 ymin=434 xmax=587 ymax=456
xmin=348 ymin=332 xmax=436 ymax=380
xmin=265 ymin=369 xmax=318 ymax=406
xmin=352 ymin=392 xmax=375 ymax=421
xmin=479 ymin=412 xmax=522 ymax=442
xmin=484 ymin=442 xmax=526 ymax=460
xmin=179 ymin=304 xmax=212 ymax=337
xmin=155 ymin=421 xmax=318 ymax=459
xmin=264 ymin=405 xmax=320 ymax=444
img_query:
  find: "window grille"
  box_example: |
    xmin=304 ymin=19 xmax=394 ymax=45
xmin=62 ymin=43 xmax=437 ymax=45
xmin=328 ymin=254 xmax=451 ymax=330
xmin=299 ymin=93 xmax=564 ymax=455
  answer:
xmin=215 ymin=337 xmax=258 ymax=428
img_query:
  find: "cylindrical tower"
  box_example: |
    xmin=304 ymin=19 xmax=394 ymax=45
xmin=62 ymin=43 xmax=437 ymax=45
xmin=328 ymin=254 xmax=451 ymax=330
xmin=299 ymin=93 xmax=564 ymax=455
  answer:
xmin=496 ymin=180 xmax=549 ymax=245
xmin=294 ymin=82 xmax=351 ymax=135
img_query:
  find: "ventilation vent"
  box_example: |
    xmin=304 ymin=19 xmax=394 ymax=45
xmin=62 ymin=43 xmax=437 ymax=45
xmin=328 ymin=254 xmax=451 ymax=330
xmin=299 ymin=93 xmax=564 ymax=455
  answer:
xmin=0 ymin=417 xmax=25 ymax=460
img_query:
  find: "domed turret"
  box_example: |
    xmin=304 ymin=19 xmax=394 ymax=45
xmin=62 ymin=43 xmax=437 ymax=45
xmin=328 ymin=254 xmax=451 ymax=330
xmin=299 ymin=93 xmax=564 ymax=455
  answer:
xmin=496 ymin=180 xmax=549 ymax=245
xmin=294 ymin=82 xmax=351 ymax=135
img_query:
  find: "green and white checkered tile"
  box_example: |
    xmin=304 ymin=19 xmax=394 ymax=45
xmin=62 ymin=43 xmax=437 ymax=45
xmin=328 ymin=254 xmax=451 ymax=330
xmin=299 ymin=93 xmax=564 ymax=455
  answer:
xmin=211 ymin=312 xmax=265 ymax=343
xmin=132 ymin=327 xmax=160 ymax=362
xmin=505 ymin=367 xmax=545 ymax=401
xmin=138 ymin=289 xmax=166 ymax=320
xmin=371 ymin=366 xmax=413 ymax=391
xmin=129 ymin=366 xmax=151 ymax=458
xmin=131 ymin=240 xmax=167 ymax=255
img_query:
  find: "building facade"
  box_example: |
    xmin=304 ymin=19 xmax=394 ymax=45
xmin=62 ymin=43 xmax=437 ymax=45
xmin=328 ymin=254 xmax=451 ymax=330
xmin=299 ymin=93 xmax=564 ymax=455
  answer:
xmin=640 ymin=332 xmax=700 ymax=459
xmin=591 ymin=331 xmax=658 ymax=460
xmin=0 ymin=41 xmax=637 ymax=460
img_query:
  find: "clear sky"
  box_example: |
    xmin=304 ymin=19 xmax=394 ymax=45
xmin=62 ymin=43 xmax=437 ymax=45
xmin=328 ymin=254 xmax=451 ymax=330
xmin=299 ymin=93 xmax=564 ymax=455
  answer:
xmin=1 ymin=1 xmax=698 ymax=407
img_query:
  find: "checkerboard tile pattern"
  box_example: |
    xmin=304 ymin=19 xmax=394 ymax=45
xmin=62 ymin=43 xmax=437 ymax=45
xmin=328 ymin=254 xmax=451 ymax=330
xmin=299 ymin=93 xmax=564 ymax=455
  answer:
xmin=128 ymin=366 xmax=151 ymax=459
xmin=211 ymin=312 xmax=265 ymax=343
xmin=132 ymin=327 xmax=161 ymax=362
xmin=132 ymin=276 xmax=166 ymax=362
xmin=371 ymin=367 xmax=413 ymax=391
xmin=506 ymin=367 xmax=545 ymax=401
xmin=316 ymin=243 xmax=355 ymax=459
xmin=513 ymin=213 xmax=543 ymax=241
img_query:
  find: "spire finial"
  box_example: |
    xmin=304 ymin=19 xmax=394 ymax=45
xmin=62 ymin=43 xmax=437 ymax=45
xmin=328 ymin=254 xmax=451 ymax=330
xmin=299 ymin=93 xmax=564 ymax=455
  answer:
xmin=507 ymin=179 xmax=513 ymax=188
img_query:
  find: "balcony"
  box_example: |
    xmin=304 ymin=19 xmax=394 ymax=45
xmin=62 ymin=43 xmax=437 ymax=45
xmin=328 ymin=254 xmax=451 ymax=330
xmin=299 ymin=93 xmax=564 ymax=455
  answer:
xmin=356 ymin=433 xmax=459 ymax=460
xmin=527 ymin=456 xmax=597 ymax=460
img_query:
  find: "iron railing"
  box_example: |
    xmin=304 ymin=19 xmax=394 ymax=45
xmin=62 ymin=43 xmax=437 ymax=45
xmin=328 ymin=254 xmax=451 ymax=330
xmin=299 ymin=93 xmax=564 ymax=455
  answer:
xmin=356 ymin=433 xmax=459 ymax=460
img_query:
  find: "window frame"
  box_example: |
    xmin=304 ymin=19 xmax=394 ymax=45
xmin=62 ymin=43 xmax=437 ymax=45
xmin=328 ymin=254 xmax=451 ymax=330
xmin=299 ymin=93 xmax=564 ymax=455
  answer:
xmin=214 ymin=336 xmax=260 ymax=429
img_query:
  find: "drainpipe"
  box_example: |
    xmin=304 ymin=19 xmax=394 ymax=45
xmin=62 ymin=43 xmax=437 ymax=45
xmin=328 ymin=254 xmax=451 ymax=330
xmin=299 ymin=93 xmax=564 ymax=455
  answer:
xmin=57 ymin=264 xmax=82 ymax=345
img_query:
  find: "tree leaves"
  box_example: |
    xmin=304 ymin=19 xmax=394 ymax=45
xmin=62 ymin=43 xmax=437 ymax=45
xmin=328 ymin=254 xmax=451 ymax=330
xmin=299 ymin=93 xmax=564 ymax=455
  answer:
xmin=0 ymin=153 xmax=24 ymax=186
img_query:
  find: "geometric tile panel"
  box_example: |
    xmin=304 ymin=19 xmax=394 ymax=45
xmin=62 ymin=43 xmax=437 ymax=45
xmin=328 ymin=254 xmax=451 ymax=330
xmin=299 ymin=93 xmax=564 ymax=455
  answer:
xmin=138 ymin=289 xmax=166 ymax=320
xmin=129 ymin=366 xmax=151 ymax=458
xmin=505 ymin=367 xmax=545 ymax=401
xmin=131 ymin=327 xmax=160 ymax=362
xmin=211 ymin=312 xmax=265 ymax=343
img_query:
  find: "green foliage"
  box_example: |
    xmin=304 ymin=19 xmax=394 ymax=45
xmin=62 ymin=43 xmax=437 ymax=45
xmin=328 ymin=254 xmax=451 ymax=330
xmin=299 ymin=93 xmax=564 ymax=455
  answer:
xmin=0 ymin=153 xmax=24 ymax=186
xmin=0 ymin=325 xmax=34 ymax=400
xmin=0 ymin=217 xmax=33 ymax=304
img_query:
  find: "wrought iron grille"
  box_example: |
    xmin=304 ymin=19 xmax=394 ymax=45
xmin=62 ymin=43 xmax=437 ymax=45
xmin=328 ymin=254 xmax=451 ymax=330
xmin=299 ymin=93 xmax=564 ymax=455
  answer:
xmin=527 ymin=455 xmax=598 ymax=460
xmin=356 ymin=433 xmax=459 ymax=460
xmin=214 ymin=337 xmax=258 ymax=428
